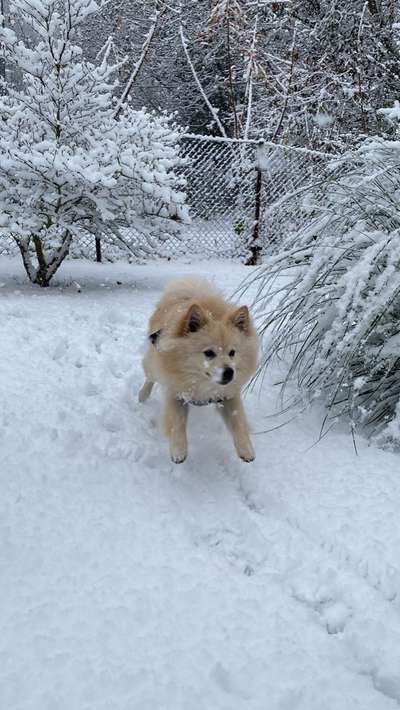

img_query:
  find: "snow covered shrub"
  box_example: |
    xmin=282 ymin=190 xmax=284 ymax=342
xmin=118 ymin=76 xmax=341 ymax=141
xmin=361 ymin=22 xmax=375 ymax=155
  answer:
xmin=0 ymin=0 xmax=187 ymax=286
xmin=250 ymin=127 xmax=400 ymax=444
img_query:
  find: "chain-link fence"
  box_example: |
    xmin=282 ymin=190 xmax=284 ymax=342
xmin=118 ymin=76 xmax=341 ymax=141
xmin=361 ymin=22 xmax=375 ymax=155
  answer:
xmin=0 ymin=133 xmax=340 ymax=262
xmin=176 ymin=134 xmax=339 ymax=260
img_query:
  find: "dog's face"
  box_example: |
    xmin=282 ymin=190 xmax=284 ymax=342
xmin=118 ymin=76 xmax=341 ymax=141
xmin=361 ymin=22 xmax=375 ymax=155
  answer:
xmin=159 ymin=303 xmax=258 ymax=398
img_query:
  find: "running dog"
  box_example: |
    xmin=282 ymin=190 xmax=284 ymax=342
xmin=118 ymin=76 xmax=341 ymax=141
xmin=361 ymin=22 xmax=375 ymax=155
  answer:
xmin=139 ymin=278 xmax=259 ymax=463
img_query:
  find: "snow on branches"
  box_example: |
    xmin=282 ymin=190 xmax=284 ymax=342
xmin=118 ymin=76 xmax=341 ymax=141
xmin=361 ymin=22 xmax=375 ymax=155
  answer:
xmin=0 ymin=0 xmax=187 ymax=286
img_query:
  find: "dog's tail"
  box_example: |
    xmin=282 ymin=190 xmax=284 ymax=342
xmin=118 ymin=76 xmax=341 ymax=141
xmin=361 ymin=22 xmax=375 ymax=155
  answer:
xmin=163 ymin=277 xmax=222 ymax=302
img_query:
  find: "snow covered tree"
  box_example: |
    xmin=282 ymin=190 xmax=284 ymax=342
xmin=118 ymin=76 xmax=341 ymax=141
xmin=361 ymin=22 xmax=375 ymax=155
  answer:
xmin=84 ymin=0 xmax=400 ymax=147
xmin=0 ymin=0 xmax=187 ymax=286
xmin=250 ymin=110 xmax=400 ymax=444
xmin=82 ymin=0 xmax=266 ymax=138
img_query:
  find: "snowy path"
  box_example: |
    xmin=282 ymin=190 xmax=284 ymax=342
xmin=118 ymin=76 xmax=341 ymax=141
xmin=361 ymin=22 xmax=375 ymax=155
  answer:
xmin=2 ymin=257 xmax=400 ymax=710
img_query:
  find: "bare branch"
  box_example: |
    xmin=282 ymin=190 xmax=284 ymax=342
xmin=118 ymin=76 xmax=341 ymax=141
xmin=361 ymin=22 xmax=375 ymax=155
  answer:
xmin=114 ymin=3 xmax=166 ymax=120
xmin=271 ymin=23 xmax=297 ymax=142
xmin=179 ymin=22 xmax=227 ymax=138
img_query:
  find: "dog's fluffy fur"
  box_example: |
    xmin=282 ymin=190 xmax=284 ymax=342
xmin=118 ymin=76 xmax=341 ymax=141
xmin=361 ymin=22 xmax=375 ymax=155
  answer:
xmin=139 ymin=278 xmax=259 ymax=463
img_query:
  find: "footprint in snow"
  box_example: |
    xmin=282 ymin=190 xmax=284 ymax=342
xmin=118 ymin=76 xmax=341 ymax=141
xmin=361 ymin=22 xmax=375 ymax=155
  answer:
xmin=51 ymin=338 xmax=69 ymax=361
xmin=291 ymin=574 xmax=353 ymax=634
xmin=100 ymin=408 xmax=124 ymax=433
xmin=83 ymin=381 xmax=101 ymax=397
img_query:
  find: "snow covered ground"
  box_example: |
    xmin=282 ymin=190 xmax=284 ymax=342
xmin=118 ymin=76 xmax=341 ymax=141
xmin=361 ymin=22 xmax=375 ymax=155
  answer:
xmin=2 ymin=255 xmax=400 ymax=710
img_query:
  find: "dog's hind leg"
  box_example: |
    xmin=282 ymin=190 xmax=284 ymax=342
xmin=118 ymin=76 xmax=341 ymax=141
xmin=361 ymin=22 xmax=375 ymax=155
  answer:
xmin=138 ymin=380 xmax=154 ymax=403
xmin=139 ymin=349 xmax=156 ymax=402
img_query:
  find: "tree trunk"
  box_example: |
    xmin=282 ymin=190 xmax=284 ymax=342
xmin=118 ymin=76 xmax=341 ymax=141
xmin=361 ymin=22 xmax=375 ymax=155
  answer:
xmin=18 ymin=231 xmax=73 ymax=287
xmin=33 ymin=265 xmax=51 ymax=287
xmin=32 ymin=235 xmax=50 ymax=286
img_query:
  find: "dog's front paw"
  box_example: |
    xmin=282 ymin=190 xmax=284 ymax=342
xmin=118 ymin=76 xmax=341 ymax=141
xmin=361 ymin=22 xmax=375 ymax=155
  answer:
xmin=171 ymin=454 xmax=187 ymax=464
xmin=170 ymin=442 xmax=187 ymax=464
xmin=240 ymin=453 xmax=255 ymax=463
xmin=236 ymin=438 xmax=255 ymax=463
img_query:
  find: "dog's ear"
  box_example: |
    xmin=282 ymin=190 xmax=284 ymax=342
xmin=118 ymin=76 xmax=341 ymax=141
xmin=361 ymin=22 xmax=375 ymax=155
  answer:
xmin=230 ymin=305 xmax=251 ymax=334
xmin=178 ymin=304 xmax=207 ymax=336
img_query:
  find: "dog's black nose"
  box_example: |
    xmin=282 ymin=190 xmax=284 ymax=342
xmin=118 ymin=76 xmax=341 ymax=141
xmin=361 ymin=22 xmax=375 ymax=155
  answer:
xmin=221 ymin=367 xmax=234 ymax=385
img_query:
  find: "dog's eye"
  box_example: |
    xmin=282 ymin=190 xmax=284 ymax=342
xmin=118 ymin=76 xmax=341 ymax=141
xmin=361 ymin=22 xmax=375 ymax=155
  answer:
xmin=229 ymin=349 xmax=236 ymax=358
xmin=203 ymin=349 xmax=216 ymax=359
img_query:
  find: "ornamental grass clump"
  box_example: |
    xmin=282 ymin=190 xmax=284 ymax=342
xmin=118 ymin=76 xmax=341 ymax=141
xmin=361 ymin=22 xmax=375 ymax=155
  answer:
xmin=248 ymin=125 xmax=400 ymax=445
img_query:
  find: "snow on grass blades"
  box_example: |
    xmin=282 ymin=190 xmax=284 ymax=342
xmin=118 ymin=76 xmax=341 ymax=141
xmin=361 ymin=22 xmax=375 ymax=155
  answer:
xmin=244 ymin=130 xmax=400 ymax=446
xmin=0 ymin=0 xmax=188 ymax=287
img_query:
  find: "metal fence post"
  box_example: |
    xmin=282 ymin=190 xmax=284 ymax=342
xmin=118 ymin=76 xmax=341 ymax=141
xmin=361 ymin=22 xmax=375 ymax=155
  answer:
xmin=245 ymin=140 xmax=264 ymax=266
xmin=95 ymin=235 xmax=102 ymax=262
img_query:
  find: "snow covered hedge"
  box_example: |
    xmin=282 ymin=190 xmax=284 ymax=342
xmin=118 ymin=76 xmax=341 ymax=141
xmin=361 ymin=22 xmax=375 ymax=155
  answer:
xmin=250 ymin=129 xmax=400 ymax=446
xmin=0 ymin=0 xmax=187 ymax=286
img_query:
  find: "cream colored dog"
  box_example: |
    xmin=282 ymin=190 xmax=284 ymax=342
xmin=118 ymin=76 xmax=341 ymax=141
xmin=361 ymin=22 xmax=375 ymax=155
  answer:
xmin=139 ymin=278 xmax=259 ymax=463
